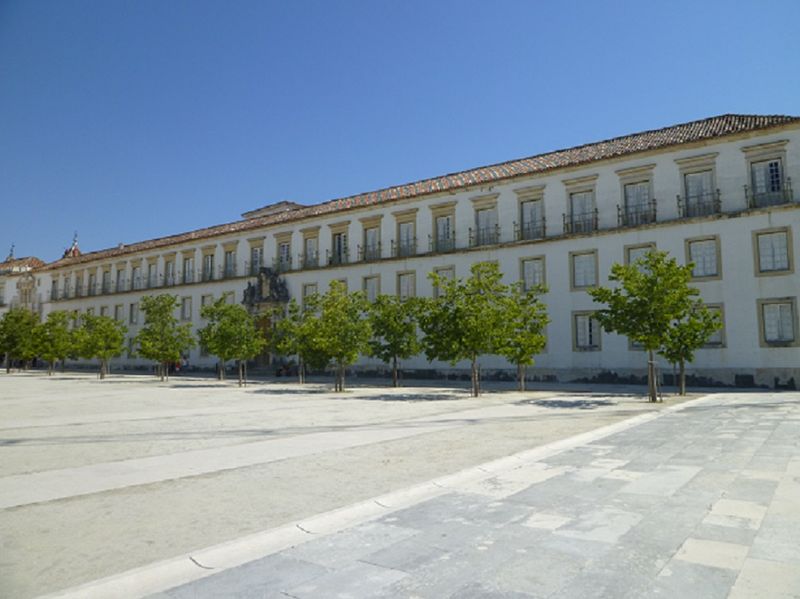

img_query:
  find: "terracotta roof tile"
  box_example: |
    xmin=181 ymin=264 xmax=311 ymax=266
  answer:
xmin=40 ymin=113 xmax=800 ymax=271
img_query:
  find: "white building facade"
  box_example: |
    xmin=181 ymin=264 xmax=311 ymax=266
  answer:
xmin=16 ymin=114 xmax=800 ymax=387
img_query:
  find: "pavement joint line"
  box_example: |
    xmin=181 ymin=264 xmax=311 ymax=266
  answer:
xmin=40 ymin=392 xmax=720 ymax=599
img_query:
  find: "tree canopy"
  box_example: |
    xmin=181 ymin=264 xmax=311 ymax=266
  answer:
xmin=33 ymin=310 xmax=75 ymax=374
xmin=0 ymin=307 xmax=39 ymax=372
xmin=367 ymin=294 xmax=421 ymax=387
xmin=74 ymin=313 xmax=127 ymax=379
xmin=496 ymin=283 xmax=549 ymax=391
xmin=135 ymin=294 xmax=195 ymax=380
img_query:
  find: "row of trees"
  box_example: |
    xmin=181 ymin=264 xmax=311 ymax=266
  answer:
xmin=274 ymin=262 xmax=550 ymax=395
xmin=1 ymin=252 xmax=719 ymax=397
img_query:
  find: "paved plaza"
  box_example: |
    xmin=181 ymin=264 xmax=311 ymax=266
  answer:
xmin=0 ymin=375 xmax=798 ymax=598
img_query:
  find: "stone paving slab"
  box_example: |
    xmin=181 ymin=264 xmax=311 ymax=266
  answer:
xmin=144 ymin=392 xmax=800 ymax=599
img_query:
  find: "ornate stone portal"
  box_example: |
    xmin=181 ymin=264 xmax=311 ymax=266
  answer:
xmin=242 ymin=267 xmax=289 ymax=367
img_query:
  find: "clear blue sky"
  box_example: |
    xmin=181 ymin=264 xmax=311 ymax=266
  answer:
xmin=2 ymin=0 xmax=798 ymax=262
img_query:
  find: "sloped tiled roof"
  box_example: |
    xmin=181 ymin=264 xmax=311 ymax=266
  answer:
xmin=41 ymin=113 xmax=800 ymax=271
xmin=0 ymin=256 xmax=46 ymax=272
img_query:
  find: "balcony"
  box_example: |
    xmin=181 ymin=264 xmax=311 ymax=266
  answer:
xmin=677 ymin=190 xmax=721 ymax=218
xmin=391 ymin=238 xmax=417 ymax=258
xmin=429 ymin=234 xmax=456 ymax=254
xmin=327 ymin=248 xmax=349 ymax=266
xmin=358 ymin=242 xmax=382 ymax=262
xmin=273 ymin=257 xmax=292 ymax=273
xmin=222 ymin=263 xmax=238 ymax=279
xmin=301 ymin=252 xmax=319 ymax=270
xmin=469 ymin=225 xmax=500 ymax=248
xmin=201 ymin=268 xmax=215 ymax=283
xmin=248 ymin=261 xmax=262 ymax=276
xmin=617 ymin=200 xmax=657 ymax=227
xmin=50 ymin=289 xmax=58 ymax=301
xmin=515 ymin=219 xmax=546 ymax=241
xmin=745 ymin=178 xmax=794 ymax=208
xmin=563 ymin=209 xmax=598 ymax=234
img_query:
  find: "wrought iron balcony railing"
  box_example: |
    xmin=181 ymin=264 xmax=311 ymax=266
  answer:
xmin=358 ymin=242 xmax=382 ymax=262
xmin=745 ymin=177 xmax=794 ymax=208
xmin=273 ymin=257 xmax=292 ymax=273
xmin=391 ymin=238 xmax=417 ymax=258
xmin=327 ymin=248 xmax=350 ymax=266
xmin=429 ymin=233 xmax=456 ymax=253
xmin=514 ymin=218 xmax=546 ymax=241
xmin=301 ymin=252 xmax=319 ymax=270
xmin=677 ymin=189 xmax=721 ymax=218
xmin=617 ymin=199 xmax=657 ymax=227
xmin=469 ymin=225 xmax=500 ymax=247
xmin=563 ymin=209 xmax=599 ymax=234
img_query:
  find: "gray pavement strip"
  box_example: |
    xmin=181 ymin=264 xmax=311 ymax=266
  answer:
xmin=40 ymin=393 xmax=725 ymax=599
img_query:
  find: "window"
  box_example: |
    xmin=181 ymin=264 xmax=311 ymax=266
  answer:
xmin=303 ymin=236 xmax=319 ymax=268
xmin=433 ymin=266 xmax=455 ymax=297
xmin=363 ymin=226 xmax=380 ymax=261
xmin=302 ymin=283 xmax=318 ymax=302
xmin=684 ymin=170 xmax=715 ymax=216
xmin=568 ymin=190 xmax=596 ymax=233
xmin=570 ymin=251 xmax=597 ymax=289
xmin=622 ymin=181 xmax=654 ymax=225
xmin=397 ymin=272 xmax=415 ymax=300
xmin=705 ymin=305 xmax=725 ymax=347
xmin=183 ymin=256 xmax=194 ymax=284
xmin=223 ymin=291 xmax=235 ymax=305
xmin=102 ymin=270 xmax=111 ymax=293
xmin=519 ymin=198 xmax=544 ymax=240
xmin=147 ymin=263 xmax=158 ymax=288
xmin=50 ymin=280 xmax=58 ymax=300
xmin=521 ymin=257 xmax=545 ymax=291
xmin=435 ymin=215 xmax=454 ymax=252
xmin=397 ymin=221 xmax=415 ymax=256
xmin=100 ymin=306 xmax=109 ymax=317
xmin=750 ymin=158 xmax=785 ymax=206
xmin=687 ymin=237 xmax=720 ymax=279
xmin=363 ymin=276 xmax=380 ymax=302
xmin=114 ymin=304 xmax=124 ymax=322
xmin=278 ymin=241 xmax=291 ymax=270
xmin=224 ymin=250 xmax=236 ymax=277
xmin=88 ymin=272 xmax=97 ymax=296
xmin=200 ymin=294 xmax=213 ymax=315
xmin=473 ymin=207 xmax=498 ymax=246
xmin=759 ymin=299 xmax=796 ymax=345
xmin=129 ymin=302 xmax=139 ymax=325
xmin=202 ymin=254 xmax=215 ymax=281
xmin=331 ymin=232 xmax=348 ymax=265
xmin=250 ymin=245 xmax=263 ymax=275
xmin=625 ymin=243 xmax=655 ymax=267
xmin=86 ymin=307 xmax=95 ymax=316
xmin=164 ymin=260 xmax=176 ymax=286
xmin=75 ymin=274 xmax=83 ymax=297
xmin=332 ymin=278 xmax=347 ymax=291
xmin=573 ymin=313 xmax=601 ymax=351
xmin=754 ymin=229 xmax=792 ymax=274
xmin=131 ymin=265 xmax=142 ymax=290
xmin=180 ymin=297 xmax=192 ymax=321
xmin=115 ymin=268 xmax=125 ymax=292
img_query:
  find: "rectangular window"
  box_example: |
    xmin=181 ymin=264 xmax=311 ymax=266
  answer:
xmin=397 ymin=221 xmax=415 ymax=257
xmin=303 ymin=237 xmax=319 ymax=268
xmin=705 ymin=305 xmax=724 ymax=347
xmin=520 ymin=199 xmax=544 ymax=240
xmin=433 ymin=266 xmax=455 ymax=298
xmin=688 ymin=237 xmax=720 ymax=278
xmin=761 ymin=300 xmax=795 ymax=344
xmin=397 ymin=272 xmax=415 ymax=300
xmin=250 ymin=245 xmax=263 ymax=274
xmin=99 ymin=306 xmax=109 ymax=317
xmin=569 ymin=191 xmax=595 ymax=233
xmin=224 ymin=250 xmax=236 ymax=277
xmin=75 ymin=275 xmax=84 ymax=297
xmin=181 ymin=297 xmax=192 ymax=321
xmin=50 ymin=280 xmax=58 ymax=300
xmin=88 ymin=273 xmax=97 ymax=296
xmin=571 ymin=251 xmax=597 ymax=289
xmin=200 ymin=294 xmax=213 ymax=312
xmin=331 ymin=233 xmax=348 ymax=265
xmin=147 ymin=263 xmax=158 ymax=288
xmin=115 ymin=269 xmax=125 ymax=292
xmin=129 ymin=302 xmax=139 ymax=325
xmin=165 ymin=260 xmax=176 ymax=286
xmin=625 ymin=243 xmax=655 ymax=270
xmin=114 ymin=304 xmax=124 ymax=322
xmin=574 ymin=313 xmax=601 ymax=351
xmin=102 ymin=270 xmax=111 ymax=293
xmin=623 ymin=181 xmax=653 ymax=225
xmin=751 ymin=158 xmax=784 ymax=206
xmin=363 ymin=227 xmax=380 ymax=261
xmin=131 ymin=266 xmax=142 ymax=290
xmin=756 ymin=230 xmax=791 ymax=273
xmin=278 ymin=242 xmax=291 ymax=270
xmin=684 ymin=170 xmax=715 ymax=216
xmin=202 ymin=254 xmax=215 ymax=281
xmin=183 ymin=257 xmax=194 ymax=284
xmin=86 ymin=307 xmax=95 ymax=316
xmin=302 ymin=283 xmax=318 ymax=298
xmin=521 ymin=258 xmax=545 ymax=291
xmin=363 ymin=276 xmax=380 ymax=302
xmin=435 ymin=215 xmax=454 ymax=252
xmin=474 ymin=207 xmax=498 ymax=246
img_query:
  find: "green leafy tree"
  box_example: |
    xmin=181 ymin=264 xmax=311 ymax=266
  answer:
xmin=660 ymin=303 xmax=722 ymax=395
xmin=33 ymin=310 xmax=75 ymax=374
xmin=135 ymin=294 xmax=195 ymax=381
xmin=198 ymin=298 xmax=267 ymax=386
xmin=497 ymin=283 xmax=549 ymax=391
xmin=314 ymin=281 xmax=372 ymax=392
xmin=75 ymin=314 xmax=127 ymax=379
xmin=418 ymin=262 xmax=510 ymax=397
xmin=589 ymin=250 xmax=699 ymax=402
xmin=0 ymin=307 xmax=39 ymax=372
xmin=272 ymin=298 xmax=326 ymax=384
xmin=367 ymin=294 xmax=421 ymax=387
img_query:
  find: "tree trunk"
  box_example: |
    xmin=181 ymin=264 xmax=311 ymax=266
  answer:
xmin=243 ymin=361 xmax=247 ymax=387
xmin=392 ymin=356 xmax=398 ymax=387
xmin=679 ymin=359 xmax=686 ymax=396
xmin=517 ymin=363 xmax=525 ymax=392
xmin=219 ymin=361 xmax=225 ymax=381
xmin=647 ymin=350 xmax=657 ymax=403
xmin=470 ymin=356 xmax=479 ymax=397
xmin=5 ymin=352 xmax=10 ymax=373
xmin=238 ymin=361 xmax=243 ymax=387
xmin=48 ymin=362 xmax=53 ymax=376
xmin=99 ymin=359 xmax=106 ymax=380
xmin=298 ymin=357 xmax=305 ymax=384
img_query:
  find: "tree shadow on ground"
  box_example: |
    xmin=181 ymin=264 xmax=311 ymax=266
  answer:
xmin=516 ymin=398 xmax=616 ymax=410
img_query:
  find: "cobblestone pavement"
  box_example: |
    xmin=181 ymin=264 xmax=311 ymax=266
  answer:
xmin=142 ymin=392 xmax=800 ymax=599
